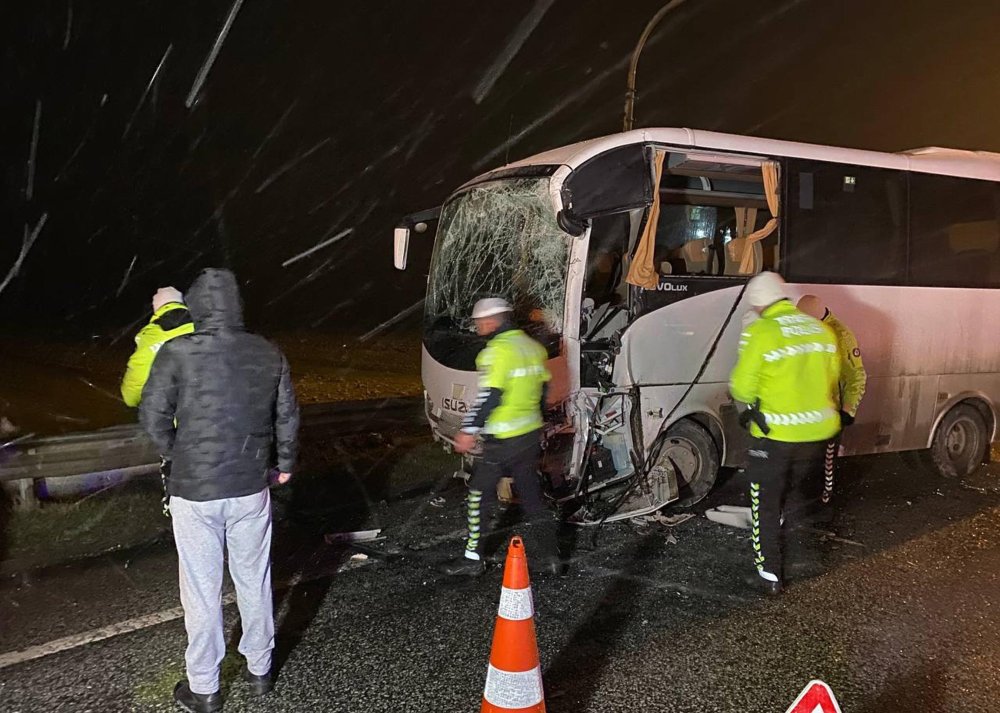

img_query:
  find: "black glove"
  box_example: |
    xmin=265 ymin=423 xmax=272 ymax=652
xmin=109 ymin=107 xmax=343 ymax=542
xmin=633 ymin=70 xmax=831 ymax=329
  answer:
xmin=839 ymin=410 xmax=855 ymax=427
xmin=739 ymin=400 xmax=771 ymax=435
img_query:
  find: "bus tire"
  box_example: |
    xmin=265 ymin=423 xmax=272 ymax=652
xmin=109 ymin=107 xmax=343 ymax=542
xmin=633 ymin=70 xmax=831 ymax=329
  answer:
xmin=655 ymin=419 xmax=719 ymax=507
xmin=928 ymin=404 xmax=989 ymax=479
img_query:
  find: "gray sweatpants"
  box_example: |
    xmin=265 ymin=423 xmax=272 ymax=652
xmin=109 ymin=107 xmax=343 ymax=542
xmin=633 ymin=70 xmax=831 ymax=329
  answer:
xmin=170 ymin=489 xmax=274 ymax=695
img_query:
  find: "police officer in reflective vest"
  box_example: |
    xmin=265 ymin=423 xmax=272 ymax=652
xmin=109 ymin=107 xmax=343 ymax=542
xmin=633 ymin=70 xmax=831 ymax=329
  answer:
xmin=730 ymin=273 xmax=841 ymax=594
xmin=121 ymin=287 xmax=195 ymax=407
xmin=444 ymin=298 xmax=558 ymax=576
xmin=797 ymin=294 xmax=867 ymax=504
xmin=121 ymin=287 xmax=195 ymax=517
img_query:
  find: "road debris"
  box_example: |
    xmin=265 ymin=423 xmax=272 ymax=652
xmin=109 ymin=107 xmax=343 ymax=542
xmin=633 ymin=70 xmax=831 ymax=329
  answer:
xmin=429 ymin=496 xmax=446 ymax=508
xmin=704 ymin=505 xmax=752 ymax=529
xmin=645 ymin=512 xmax=695 ymax=527
xmin=324 ymin=528 xmax=382 ymax=544
xmin=796 ymin=526 xmax=866 ymax=548
xmin=630 ymin=511 xmax=694 ymax=534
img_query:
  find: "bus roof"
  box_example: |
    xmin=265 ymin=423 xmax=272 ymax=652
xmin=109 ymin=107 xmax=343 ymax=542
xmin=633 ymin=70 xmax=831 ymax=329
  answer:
xmin=489 ymin=128 xmax=1000 ymax=182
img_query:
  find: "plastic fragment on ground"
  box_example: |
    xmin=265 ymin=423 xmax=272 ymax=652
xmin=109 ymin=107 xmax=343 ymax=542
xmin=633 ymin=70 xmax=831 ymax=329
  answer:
xmin=704 ymin=505 xmax=752 ymax=529
xmin=324 ymin=528 xmax=382 ymax=544
xmin=631 ymin=512 xmax=695 ymax=527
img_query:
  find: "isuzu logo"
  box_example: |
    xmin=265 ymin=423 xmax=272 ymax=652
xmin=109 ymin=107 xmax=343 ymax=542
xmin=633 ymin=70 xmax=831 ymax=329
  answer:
xmin=443 ymin=383 xmax=471 ymax=413
xmin=442 ymin=398 xmax=471 ymax=414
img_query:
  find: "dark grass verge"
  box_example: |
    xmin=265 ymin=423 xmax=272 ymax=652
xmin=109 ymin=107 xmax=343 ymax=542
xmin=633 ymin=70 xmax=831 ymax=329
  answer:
xmin=0 ymin=431 xmax=459 ymax=574
xmin=2 ymin=477 xmax=168 ymax=572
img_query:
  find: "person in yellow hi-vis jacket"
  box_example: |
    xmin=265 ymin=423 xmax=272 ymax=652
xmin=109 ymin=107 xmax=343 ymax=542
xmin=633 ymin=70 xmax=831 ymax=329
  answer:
xmin=443 ymin=297 xmax=558 ymax=577
xmin=121 ymin=287 xmax=194 ymax=517
xmin=797 ymin=294 xmax=867 ymax=504
xmin=121 ymin=287 xmax=195 ymax=406
xmin=730 ymin=273 xmax=841 ymax=594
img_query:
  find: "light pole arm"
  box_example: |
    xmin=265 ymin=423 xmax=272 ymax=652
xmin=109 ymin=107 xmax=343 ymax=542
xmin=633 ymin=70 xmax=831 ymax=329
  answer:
xmin=623 ymin=0 xmax=688 ymax=132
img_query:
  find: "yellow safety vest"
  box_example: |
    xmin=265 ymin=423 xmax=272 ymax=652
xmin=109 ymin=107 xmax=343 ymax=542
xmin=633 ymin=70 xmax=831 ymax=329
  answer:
xmin=825 ymin=312 xmax=867 ymax=418
xmin=730 ymin=300 xmax=841 ymax=442
xmin=477 ymin=329 xmax=550 ymax=438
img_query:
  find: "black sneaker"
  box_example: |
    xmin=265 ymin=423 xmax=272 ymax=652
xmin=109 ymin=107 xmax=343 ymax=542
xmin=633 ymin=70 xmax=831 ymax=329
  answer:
xmin=173 ymin=681 xmax=222 ymax=713
xmin=441 ymin=557 xmax=485 ymax=576
xmin=243 ymin=667 xmax=274 ymax=697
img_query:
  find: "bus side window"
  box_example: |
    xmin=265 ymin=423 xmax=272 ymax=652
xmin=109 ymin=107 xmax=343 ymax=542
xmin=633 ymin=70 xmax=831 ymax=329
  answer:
xmin=654 ymin=204 xmax=718 ymax=276
xmin=585 ymin=212 xmax=630 ymax=307
xmin=785 ymin=161 xmax=906 ymax=283
xmin=909 ymin=174 xmax=1000 ymax=288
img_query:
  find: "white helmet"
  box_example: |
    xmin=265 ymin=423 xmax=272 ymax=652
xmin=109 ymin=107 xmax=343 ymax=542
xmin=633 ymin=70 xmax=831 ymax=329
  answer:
xmin=472 ymin=297 xmax=512 ymax=319
xmin=746 ymin=271 xmax=787 ymax=309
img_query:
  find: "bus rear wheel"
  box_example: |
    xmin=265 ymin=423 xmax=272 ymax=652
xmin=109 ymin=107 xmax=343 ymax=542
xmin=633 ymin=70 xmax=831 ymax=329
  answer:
xmin=655 ymin=419 xmax=719 ymax=507
xmin=928 ymin=404 xmax=989 ymax=479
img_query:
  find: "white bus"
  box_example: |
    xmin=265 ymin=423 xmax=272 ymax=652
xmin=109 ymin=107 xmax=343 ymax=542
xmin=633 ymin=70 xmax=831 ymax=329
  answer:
xmin=395 ymin=128 xmax=1000 ymax=523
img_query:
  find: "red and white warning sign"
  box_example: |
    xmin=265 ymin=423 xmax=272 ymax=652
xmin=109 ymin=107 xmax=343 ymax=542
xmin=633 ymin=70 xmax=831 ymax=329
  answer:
xmin=785 ymin=680 xmax=843 ymax=713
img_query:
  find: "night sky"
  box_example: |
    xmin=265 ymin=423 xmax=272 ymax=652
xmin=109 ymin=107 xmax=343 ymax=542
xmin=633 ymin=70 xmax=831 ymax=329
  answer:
xmin=3 ymin=0 xmax=1000 ymax=337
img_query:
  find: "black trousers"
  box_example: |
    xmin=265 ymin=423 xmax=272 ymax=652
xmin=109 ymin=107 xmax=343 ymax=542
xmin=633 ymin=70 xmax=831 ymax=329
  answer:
xmin=466 ymin=430 xmax=556 ymax=560
xmin=747 ymin=437 xmax=827 ymax=579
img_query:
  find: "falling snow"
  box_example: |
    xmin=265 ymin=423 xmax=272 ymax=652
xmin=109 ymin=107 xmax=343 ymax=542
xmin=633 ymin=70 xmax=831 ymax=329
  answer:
xmin=122 ymin=45 xmax=173 ymax=139
xmin=25 ymin=100 xmax=42 ymax=200
xmin=0 ymin=214 xmax=48 ymax=297
xmin=471 ymin=0 xmax=555 ymax=104
xmin=282 ymin=227 xmax=353 ymax=268
xmin=184 ymin=0 xmax=245 ymax=108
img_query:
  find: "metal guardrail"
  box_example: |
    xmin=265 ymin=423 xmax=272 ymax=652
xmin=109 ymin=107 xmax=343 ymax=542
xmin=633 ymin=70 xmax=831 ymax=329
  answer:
xmin=0 ymin=397 xmax=425 ymax=483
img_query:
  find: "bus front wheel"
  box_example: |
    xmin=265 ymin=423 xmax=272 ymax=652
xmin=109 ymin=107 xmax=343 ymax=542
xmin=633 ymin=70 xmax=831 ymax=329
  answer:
xmin=654 ymin=419 xmax=720 ymax=507
xmin=927 ymin=404 xmax=989 ymax=479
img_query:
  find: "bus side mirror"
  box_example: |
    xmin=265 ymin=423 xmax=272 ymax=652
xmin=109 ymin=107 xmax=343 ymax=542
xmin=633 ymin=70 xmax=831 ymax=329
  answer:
xmin=557 ymin=210 xmax=589 ymax=237
xmin=393 ymin=227 xmax=410 ymax=270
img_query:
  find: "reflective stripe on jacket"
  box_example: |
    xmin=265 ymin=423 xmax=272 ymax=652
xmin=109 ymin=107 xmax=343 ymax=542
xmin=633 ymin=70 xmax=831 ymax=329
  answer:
xmin=120 ymin=302 xmax=194 ymax=407
xmin=730 ymin=300 xmax=841 ymax=443
xmin=476 ymin=328 xmax=550 ymax=439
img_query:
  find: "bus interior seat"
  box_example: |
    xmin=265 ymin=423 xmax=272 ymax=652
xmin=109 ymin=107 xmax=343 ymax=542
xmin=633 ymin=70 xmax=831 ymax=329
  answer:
xmin=724 ymin=238 xmax=763 ymax=275
xmin=681 ymin=239 xmax=711 ymax=274
xmin=659 ymin=257 xmax=687 ymax=276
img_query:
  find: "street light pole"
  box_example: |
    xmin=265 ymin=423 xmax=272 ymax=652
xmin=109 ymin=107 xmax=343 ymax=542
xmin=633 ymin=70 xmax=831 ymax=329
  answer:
xmin=623 ymin=0 xmax=688 ymax=132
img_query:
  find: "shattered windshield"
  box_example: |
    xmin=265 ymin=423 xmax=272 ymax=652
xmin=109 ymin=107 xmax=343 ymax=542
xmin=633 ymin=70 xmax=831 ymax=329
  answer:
xmin=424 ymin=177 xmax=570 ymax=370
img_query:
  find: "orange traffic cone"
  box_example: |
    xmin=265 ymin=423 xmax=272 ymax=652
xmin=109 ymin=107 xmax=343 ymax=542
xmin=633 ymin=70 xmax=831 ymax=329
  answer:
xmin=481 ymin=536 xmax=546 ymax=713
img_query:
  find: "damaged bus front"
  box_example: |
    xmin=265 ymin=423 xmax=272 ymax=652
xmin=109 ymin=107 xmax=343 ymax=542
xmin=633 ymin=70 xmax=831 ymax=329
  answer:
xmin=399 ymin=143 xmax=710 ymax=524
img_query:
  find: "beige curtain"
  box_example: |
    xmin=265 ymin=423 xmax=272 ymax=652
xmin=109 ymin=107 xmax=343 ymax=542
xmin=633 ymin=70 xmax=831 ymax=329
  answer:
xmin=738 ymin=161 xmax=780 ymax=273
xmin=734 ymin=207 xmax=758 ymax=239
xmin=727 ymin=206 xmax=759 ymax=275
xmin=625 ymin=150 xmax=667 ymax=290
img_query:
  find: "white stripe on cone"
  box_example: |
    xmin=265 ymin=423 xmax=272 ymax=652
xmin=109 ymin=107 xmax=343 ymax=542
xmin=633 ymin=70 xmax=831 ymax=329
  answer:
xmin=498 ymin=586 xmax=534 ymax=621
xmin=483 ymin=664 xmax=544 ymax=709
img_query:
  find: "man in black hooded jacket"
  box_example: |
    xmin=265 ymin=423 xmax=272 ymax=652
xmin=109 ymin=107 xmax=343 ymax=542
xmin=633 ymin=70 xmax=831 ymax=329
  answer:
xmin=140 ymin=268 xmax=298 ymax=713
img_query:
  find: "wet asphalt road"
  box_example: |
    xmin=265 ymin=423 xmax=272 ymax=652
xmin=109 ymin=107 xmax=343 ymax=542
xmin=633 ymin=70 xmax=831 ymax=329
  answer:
xmin=1 ymin=450 xmax=999 ymax=712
